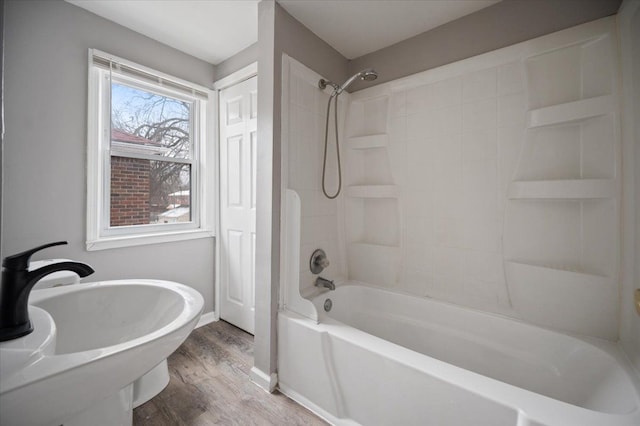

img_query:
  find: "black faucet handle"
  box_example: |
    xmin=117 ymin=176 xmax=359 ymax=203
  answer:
xmin=2 ymin=241 xmax=68 ymax=270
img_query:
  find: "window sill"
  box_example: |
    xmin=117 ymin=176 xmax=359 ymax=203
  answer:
xmin=86 ymin=229 xmax=215 ymax=251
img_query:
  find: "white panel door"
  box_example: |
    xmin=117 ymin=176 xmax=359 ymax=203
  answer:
xmin=219 ymin=76 xmax=257 ymax=334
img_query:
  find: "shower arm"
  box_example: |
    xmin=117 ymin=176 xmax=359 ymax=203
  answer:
xmin=318 ymin=79 xmax=340 ymax=93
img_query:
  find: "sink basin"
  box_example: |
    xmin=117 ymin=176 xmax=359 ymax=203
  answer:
xmin=0 ymin=279 xmax=203 ymax=426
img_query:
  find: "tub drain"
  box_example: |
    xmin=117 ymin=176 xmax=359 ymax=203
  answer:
xmin=324 ymin=298 xmax=332 ymax=312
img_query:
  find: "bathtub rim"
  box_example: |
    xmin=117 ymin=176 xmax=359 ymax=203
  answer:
xmin=281 ymin=282 xmax=640 ymax=425
xmin=279 ymin=308 xmax=640 ymax=426
xmin=315 ymin=280 xmax=639 ymax=353
xmin=313 ymin=282 xmax=640 ymax=392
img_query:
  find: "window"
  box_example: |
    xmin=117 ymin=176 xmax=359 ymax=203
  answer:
xmin=87 ymin=49 xmax=214 ymax=250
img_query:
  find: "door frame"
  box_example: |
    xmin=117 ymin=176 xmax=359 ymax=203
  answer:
xmin=213 ymin=62 xmax=258 ymax=323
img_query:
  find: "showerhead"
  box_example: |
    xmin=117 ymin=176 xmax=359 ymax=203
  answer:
xmin=359 ymin=68 xmax=378 ymax=81
xmin=336 ymin=68 xmax=378 ymax=94
xmin=318 ymin=68 xmax=379 ymax=199
xmin=319 ymin=68 xmax=378 ymax=95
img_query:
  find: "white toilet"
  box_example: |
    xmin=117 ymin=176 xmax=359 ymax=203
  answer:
xmin=29 ymin=259 xmax=170 ymax=408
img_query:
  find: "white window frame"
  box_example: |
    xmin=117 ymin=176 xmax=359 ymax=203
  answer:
xmin=86 ymin=49 xmax=215 ymax=251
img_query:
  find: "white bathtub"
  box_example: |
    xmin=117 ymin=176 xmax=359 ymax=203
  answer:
xmin=278 ymin=283 xmax=640 ymax=426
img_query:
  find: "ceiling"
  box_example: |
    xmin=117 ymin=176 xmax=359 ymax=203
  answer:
xmin=66 ymin=0 xmax=259 ymax=64
xmin=67 ymin=0 xmax=500 ymax=65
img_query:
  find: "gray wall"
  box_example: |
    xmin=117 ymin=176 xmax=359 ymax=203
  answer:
xmin=253 ymin=0 xmax=348 ymax=383
xmin=2 ymin=0 xmax=216 ymax=312
xmin=619 ymin=0 xmax=640 ymax=373
xmin=215 ymin=42 xmax=258 ymax=82
xmin=254 ymin=0 xmax=277 ymax=386
xmin=0 ymin=0 xmax=4 ymax=262
xmin=633 ymin=1 xmax=640 ymax=372
xmin=275 ymin=3 xmax=349 ymax=87
xmin=348 ymin=0 xmax=622 ymax=91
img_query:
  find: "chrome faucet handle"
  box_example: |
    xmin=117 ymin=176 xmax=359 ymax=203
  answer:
xmin=317 ymin=257 xmax=330 ymax=269
xmin=310 ymin=249 xmax=330 ymax=274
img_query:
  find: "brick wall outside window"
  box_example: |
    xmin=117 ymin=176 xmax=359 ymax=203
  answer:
xmin=110 ymin=156 xmax=151 ymax=226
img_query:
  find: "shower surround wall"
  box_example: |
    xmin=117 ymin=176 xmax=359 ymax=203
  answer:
xmin=284 ymin=17 xmax=621 ymax=341
xmin=282 ymin=57 xmax=348 ymax=297
xmin=345 ymin=17 xmax=621 ymax=340
xmin=344 ymin=55 xmax=522 ymax=317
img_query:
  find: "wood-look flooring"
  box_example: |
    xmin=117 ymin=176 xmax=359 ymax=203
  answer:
xmin=133 ymin=320 xmax=328 ymax=426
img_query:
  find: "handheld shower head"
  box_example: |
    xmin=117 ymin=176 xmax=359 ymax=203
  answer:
xmin=317 ymin=67 xmax=379 ymax=199
xmin=319 ymin=68 xmax=378 ymax=96
xmin=359 ymin=68 xmax=378 ymax=81
xmin=335 ymin=68 xmax=378 ymax=94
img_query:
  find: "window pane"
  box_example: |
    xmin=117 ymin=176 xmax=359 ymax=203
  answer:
xmin=111 ymin=82 xmax=191 ymax=159
xmin=151 ymin=161 xmax=192 ymax=224
xmin=110 ymin=157 xmax=191 ymax=226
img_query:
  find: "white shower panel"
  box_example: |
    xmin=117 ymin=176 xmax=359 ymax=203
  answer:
xmin=281 ymin=57 xmax=348 ymax=297
xmin=278 ymin=16 xmax=633 ymax=426
xmin=343 ymin=17 xmax=620 ymax=339
xmin=503 ymin=28 xmax=620 ymax=339
xmin=345 ymin=58 xmax=518 ymax=315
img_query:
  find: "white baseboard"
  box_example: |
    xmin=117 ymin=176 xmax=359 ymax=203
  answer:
xmin=250 ymin=367 xmax=278 ymax=393
xmin=278 ymin=383 xmax=359 ymax=426
xmin=196 ymin=311 xmax=216 ymax=328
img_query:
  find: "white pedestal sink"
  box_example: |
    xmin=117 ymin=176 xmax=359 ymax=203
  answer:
xmin=0 ymin=279 xmax=204 ymax=426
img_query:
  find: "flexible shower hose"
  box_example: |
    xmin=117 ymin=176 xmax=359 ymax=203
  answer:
xmin=322 ymin=93 xmax=342 ymax=199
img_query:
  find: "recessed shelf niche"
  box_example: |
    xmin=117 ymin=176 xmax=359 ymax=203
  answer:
xmin=525 ymin=34 xmax=614 ymax=110
xmin=347 ymin=96 xmax=389 ymax=137
xmin=527 ymin=95 xmax=614 ymax=128
xmin=348 ymin=134 xmax=389 ymax=150
xmin=347 ymin=185 xmax=399 ymax=198
xmin=508 ymin=179 xmax=615 ymax=199
xmin=515 ymin=113 xmax=616 ymax=182
xmin=504 ymin=26 xmax=619 ymax=339
xmin=344 ymin=93 xmax=401 ymax=287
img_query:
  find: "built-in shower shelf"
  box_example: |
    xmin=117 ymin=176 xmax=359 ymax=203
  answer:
xmin=350 ymin=241 xmax=400 ymax=249
xmin=347 ymin=185 xmax=399 ymax=198
xmin=508 ymin=179 xmax=615 ymax=199
xmin=348 ymin=134 xmax=389 ymax=150
xmin=505 ymin=261 xmax=610 ymax=290
xmin=527 ymin=95 xmax=614 ymax=128
xmin=506 ymin=260 xmax=607 ymax=278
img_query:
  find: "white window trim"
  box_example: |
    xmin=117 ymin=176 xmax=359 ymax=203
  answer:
xmin=86 ymin=49 xmax=215 ymax=251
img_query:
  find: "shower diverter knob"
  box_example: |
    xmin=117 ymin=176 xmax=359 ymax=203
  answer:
xmin=310 ymin=249 xmax=330 ymax=274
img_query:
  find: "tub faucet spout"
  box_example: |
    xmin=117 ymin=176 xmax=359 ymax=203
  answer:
xmin=0 ymin=241 xmax=94 ymax=342
xmin=315 ymin=276 xmax=335 ymax=291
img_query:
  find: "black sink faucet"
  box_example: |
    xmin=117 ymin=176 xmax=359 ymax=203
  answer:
xmin=0 ymin=241 xmax=94 ymax=342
